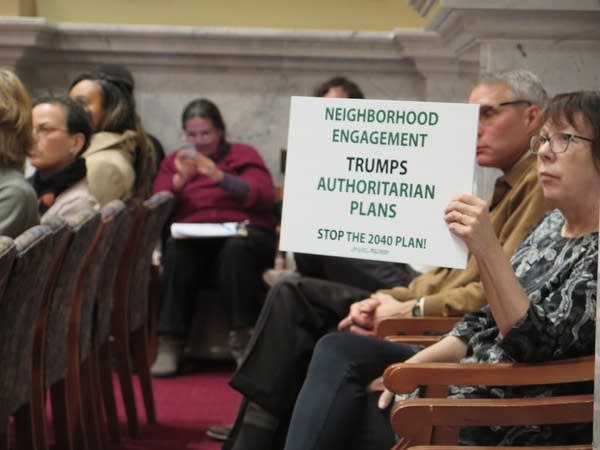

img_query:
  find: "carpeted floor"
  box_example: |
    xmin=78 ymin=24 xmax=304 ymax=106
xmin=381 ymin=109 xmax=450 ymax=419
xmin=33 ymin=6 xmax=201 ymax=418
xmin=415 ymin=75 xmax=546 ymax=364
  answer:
xmin=111 ymin=360 xmax=240 ymax=450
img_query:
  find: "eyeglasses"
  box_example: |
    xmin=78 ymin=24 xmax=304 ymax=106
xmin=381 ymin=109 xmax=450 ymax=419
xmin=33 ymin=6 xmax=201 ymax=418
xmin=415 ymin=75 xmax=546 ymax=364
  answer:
xmin=33 ymin=125 xmax=68 ymax=136
xmin=478 ymin=100 xmax=532 ymax=122
xmin=530 ymin=133 xmax=594 ymax=155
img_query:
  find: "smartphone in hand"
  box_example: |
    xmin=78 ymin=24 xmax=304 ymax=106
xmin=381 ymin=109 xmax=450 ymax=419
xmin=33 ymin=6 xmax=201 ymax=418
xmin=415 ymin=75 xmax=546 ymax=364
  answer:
xmin=181 ymin=145 xmax=197 ymax=161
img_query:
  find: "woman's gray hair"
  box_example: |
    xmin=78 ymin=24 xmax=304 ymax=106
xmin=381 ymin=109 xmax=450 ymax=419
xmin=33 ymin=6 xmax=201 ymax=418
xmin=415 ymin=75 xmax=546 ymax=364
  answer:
xmin=479 ymin=70 xmax=548 ymax=107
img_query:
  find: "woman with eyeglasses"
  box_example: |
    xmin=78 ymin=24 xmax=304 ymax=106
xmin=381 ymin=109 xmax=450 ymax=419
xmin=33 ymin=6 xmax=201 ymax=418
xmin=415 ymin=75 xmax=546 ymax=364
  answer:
xmin=151 ymin=98 xmax=277 ymax=375
xmin=0 ymin=69 xmax=39 ymax=237
xmin=281 ymin=90 xmax=598 ymax=449
xmin=28 ymin=96 xmax=98 ymax=221
xmin=69 ymin=69 xmax=156 ymax=205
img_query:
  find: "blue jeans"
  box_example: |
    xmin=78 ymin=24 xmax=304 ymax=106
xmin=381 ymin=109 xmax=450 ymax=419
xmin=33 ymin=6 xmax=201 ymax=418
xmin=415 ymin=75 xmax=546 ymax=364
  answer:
xmin=283 ymin=332 xmax=419 ymax=450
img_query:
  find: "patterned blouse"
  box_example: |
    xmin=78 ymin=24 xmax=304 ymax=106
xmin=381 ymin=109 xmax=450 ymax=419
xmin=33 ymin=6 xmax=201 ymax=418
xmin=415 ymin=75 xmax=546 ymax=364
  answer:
xmin=447 ymin=209 xmax=598 ymax=445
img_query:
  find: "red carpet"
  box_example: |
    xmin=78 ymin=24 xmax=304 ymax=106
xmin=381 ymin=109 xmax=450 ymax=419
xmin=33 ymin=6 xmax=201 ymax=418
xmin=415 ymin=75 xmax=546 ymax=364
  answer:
xmin=111 ymin=361 xmax=240 ymax=450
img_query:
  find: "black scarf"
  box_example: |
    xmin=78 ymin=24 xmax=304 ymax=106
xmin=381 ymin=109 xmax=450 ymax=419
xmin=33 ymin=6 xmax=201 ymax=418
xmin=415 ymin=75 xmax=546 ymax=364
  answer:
xmin=29 ymin=158 xmax=87 ymax=215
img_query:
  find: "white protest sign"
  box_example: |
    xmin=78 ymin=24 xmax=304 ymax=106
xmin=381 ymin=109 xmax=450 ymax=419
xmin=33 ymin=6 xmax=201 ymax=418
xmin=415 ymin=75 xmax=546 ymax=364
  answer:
xmin=279 ymin=96 xmax=479 ymax=269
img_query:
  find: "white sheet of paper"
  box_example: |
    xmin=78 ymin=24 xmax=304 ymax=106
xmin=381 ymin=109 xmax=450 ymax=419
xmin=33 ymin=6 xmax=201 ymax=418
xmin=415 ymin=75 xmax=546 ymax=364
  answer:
xmin=279 ymin=96 xmax=478 ymax=269
xmin=171 ymin=222 xmax=246 ymax=239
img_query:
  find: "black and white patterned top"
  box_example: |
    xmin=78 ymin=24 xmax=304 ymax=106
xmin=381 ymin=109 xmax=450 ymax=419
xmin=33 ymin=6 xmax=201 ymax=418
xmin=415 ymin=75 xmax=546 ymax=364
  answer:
xmin=447 ymin=209 xmax=598 ymax=446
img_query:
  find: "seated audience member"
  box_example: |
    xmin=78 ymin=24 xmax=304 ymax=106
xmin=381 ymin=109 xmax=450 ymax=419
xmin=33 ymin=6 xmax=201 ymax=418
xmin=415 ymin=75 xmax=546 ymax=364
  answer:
xmin=95 ymin=63 xmax=166 ymax=165
xmin=223 ymin=69 xmax=552 ymax=450
xmin=283 ymin=90 xmax=599 ymax=449
xmin=0 ymin=69 xmax=39 ymax=236
xmin=28 ymin=96 xmax=98 ymax=221
xmin=265 ymin=75 xmax=418 ymax=292
xmin=69 ymin=69 xmax=156 ymax=205
xmin=151 ymin=98 xmax=277 ymax=376
xmin=207 ymin=75 xmax=418 ymax=443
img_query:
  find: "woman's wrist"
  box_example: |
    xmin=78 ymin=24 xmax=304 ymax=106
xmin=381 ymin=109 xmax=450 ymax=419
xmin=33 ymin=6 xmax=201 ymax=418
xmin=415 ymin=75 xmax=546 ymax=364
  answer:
xmin=213 ymin=168 xmax=224 ymax=183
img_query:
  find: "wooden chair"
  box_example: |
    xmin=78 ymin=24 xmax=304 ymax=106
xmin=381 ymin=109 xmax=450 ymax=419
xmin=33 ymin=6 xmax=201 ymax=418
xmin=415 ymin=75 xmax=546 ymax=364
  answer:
xmin=111 ymin=191 xmax=174 ymax=437
xmin=93 ymin=200 xmax=141 ymax=443
xmin=383 ymin=355 xmax=594 ymax=450
xmin=76 ymin=201 xmax=128 ymax=450
xmin=0 ymin=224 xmax=68 ymax=450
xmin=31 ymin=210 xmax=102 ymax=450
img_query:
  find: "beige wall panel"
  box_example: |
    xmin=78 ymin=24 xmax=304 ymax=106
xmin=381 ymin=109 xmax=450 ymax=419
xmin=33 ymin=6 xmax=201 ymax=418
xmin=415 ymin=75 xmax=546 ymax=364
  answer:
xmin=34 ymin=0 xmax=424 ymax=30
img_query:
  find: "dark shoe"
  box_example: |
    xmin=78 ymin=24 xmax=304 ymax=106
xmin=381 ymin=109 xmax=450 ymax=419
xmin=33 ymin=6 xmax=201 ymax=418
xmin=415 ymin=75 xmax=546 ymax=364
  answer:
xmin=206 ymin=424 xmax=232 ymax=441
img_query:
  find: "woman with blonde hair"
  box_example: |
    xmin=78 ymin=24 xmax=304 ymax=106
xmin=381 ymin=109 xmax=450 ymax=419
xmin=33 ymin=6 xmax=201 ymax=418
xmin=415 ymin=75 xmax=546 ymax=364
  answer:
xmin=0 ymin=69 xmax=39 ymax=236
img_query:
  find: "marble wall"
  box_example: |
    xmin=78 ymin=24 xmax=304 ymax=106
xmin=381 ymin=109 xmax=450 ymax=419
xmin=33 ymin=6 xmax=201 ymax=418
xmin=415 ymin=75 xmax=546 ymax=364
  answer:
xmin=1 ymin=1 xmax=599 ymax=191
xmin=1 ymin=19 xmax=474 ymax=185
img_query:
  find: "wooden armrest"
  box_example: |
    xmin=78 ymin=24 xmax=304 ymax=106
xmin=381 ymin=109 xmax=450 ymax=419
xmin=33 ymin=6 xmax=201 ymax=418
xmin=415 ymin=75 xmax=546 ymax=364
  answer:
xmin=383 ymin=356 xmax=593 ymax=395
xmin=385 ymin=335 xmax=441 ymax=346
xmin=376 ymin=317 xmax=460 ymax=338
xmin=391 ymin=394 xmax=592 ymax=439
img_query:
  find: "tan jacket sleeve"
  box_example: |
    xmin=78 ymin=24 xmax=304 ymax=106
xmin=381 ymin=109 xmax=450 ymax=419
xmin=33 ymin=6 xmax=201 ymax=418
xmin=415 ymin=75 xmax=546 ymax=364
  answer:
xmin=379 ymin=156 xmax=550 ymax=317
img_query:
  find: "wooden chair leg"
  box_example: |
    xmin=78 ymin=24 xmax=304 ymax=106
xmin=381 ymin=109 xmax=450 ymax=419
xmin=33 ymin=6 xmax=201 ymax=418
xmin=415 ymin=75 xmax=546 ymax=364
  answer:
xmin=30 ymin=373 xmax=47 ymax=450
xmin=88 ymin=352 xmax=110 ymax=450
xmin=14 ymin=403 xmax=37 ymax=450
xmin=131 ymin=325 xmax=157 ymax=424
xmin=111 ymin=320 xmax=140 ymax=438
xmin=80 ymin=358 xmax=103 ymax=450
xmin=50 ymin=380 xmax=72 ymax=450
xmin=66 ymin=355 xmax=88 ymax=450
xmin=97 ymin=341 xmax=119 ymax=443
xmin=31 ymin=323 xmax=48 ymax=450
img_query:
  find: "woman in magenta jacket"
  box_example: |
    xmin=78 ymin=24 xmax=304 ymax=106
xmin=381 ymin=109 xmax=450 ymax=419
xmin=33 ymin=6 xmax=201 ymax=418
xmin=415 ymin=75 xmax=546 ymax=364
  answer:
xmin=152 ymin=98 xmax=276 ymax=376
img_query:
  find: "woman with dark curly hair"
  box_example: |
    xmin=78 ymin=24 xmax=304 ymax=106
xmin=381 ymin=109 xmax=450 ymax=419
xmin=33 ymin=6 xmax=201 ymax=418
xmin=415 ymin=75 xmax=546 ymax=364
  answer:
xmin=69 ymin=69 xmax=156 ymax=204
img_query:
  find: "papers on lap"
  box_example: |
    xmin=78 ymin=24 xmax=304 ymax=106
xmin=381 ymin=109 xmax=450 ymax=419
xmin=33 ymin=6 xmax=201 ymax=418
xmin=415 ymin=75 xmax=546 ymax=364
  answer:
xmin=171 ymin=222 xmax=248 ymax=239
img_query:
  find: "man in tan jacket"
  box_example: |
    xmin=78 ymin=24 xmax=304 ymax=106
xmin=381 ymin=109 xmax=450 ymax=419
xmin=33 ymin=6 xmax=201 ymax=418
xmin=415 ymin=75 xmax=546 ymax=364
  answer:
xmin=222 ymin=69 xmax=552 ymax=450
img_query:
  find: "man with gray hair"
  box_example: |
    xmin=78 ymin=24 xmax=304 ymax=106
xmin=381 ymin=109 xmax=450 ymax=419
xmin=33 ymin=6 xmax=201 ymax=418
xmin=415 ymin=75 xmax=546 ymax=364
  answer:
xmin=222 ymin=69 xmax=551 ymax=450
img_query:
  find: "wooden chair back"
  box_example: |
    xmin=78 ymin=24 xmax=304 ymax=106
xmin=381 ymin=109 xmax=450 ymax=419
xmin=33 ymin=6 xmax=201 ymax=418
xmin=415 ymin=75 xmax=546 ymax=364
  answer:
xmin=43 ymin=209 xmax=101 ymax=387
xmin=0 ymin=224 xmax=66 ymax=447
xmin=79 ymin=200 xmax=127 ymax=361
xmin=94 ymin=200 xmax=140 ymax=350
xmin=128 ymin=191 xmax=174 ymax=332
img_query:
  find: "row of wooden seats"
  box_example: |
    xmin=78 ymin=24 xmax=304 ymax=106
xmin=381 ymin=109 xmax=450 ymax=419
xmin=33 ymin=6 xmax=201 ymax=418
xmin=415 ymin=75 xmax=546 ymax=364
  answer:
xmin=0 ymin=191 xmax=174 ymax=450
xmin=374 ymin=317 xmax=594 ymax=450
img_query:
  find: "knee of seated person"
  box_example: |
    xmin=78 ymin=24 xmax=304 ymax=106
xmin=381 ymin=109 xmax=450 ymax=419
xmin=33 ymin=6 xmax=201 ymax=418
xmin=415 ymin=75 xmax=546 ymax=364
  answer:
xmin=312 ymin=332 xmax=356 ymax=366
xmin=222 ymin=235 xmax=250 ymax=255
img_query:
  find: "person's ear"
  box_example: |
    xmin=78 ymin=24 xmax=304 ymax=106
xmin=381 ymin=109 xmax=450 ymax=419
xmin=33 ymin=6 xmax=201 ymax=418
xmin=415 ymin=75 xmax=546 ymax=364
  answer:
xmin=69 ymin=132 xmax=86 ymax=157
xmin=524 ymin=104 xmax=542 ymax=133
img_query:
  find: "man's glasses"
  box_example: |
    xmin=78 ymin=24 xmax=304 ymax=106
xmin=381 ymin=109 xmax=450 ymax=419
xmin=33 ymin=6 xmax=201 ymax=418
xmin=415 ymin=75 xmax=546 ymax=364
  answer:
xmin=479 ymin=100 xmax=532 ymax=122
xmin=530 ymin=133 xmax=594 ymax=155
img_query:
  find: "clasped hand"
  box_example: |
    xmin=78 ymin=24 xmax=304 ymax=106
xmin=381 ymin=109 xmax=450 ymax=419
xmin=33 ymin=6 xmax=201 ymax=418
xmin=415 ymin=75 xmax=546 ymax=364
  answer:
xmin=337 ymin=292 xmax=416 ymax=336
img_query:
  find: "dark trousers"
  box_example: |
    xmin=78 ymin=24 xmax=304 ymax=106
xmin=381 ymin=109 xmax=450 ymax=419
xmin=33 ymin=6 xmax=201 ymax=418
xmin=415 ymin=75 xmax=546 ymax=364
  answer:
xmin=294 ymin=253 xmax=418 ymax=292
xmin=284 ymin=332 xmax=418 ymax=450
xmin=225 ymin=277 xmax=370 ymax=449
xmin=157 ymin=227 xmax=275 ymax=335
